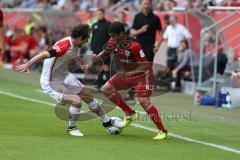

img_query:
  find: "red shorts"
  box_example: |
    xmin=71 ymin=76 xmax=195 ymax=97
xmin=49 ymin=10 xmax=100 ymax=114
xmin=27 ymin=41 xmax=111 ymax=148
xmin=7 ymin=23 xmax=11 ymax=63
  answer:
xmin=108 ymin=71 xmax=153 ymax=98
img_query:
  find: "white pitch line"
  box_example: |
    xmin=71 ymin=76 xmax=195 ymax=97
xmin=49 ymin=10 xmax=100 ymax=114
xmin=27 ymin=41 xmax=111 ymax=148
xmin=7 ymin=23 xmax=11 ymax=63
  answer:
xmin=0 ymin=90 xmax=55 ymax=106
xmin=131 ymin=123 xmax=240 ymax=154
xmin=0 ymin=89 xmax=239 ymax=154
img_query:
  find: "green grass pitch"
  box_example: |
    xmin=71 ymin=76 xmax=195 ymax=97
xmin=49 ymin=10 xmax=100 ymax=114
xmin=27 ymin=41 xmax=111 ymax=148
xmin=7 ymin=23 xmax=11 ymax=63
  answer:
xmin=0 ymin=68 xmax=240 ymax=160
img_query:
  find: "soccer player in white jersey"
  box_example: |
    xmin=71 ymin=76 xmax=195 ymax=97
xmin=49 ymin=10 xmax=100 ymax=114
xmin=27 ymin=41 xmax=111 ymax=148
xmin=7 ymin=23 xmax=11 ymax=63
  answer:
xmin=14 ymin=24 xmax=123 ymax=137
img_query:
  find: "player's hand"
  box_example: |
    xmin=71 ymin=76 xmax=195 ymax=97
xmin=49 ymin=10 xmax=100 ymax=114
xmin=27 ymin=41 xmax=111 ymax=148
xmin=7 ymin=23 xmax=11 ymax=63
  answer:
xmin=91 ymin=54 xmax=100 ymax=62
xmin=140 ymin=25 xmax=148 ymax=33
xmin=13 ymin=63 xmax=30 ymax=73
xmin=153 ymin=46 xmax=158 ymax=53
xmin=154 ymin=44 xmax=160 ymax=53
xmin=81 ymin=64 xmax=89 ymax=74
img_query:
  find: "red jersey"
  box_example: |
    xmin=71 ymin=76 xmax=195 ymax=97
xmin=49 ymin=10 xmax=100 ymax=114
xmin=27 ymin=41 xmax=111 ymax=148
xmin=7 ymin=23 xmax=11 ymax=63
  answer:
xmin=106 ymin=37 xmax=149 ymax=72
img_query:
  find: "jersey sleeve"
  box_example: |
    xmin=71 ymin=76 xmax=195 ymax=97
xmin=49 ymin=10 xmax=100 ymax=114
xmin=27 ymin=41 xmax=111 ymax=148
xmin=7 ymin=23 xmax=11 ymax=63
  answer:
xmin=131 ymin=42 xmax=147 ymax=62
xmin=51 ymin=39 xmax=71 ymax=57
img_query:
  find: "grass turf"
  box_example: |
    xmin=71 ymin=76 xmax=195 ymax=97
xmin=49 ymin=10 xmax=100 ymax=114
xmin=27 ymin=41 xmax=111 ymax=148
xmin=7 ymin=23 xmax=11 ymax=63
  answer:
xmin=0 ymin=68 xmax=240 ymax=160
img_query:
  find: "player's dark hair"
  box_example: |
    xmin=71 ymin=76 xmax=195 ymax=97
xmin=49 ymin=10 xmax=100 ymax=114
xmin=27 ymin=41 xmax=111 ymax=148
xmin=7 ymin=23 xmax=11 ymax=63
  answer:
xmin=71 ymin=24 xmax=90 ymax=39
xmin=109 ymin=22 xmax=125 ymax=34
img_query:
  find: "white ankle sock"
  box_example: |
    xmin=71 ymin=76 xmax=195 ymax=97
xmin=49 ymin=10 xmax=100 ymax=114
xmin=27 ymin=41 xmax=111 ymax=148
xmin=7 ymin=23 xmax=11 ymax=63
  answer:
xmin=68 ymin=106 xmax=81 ymax=127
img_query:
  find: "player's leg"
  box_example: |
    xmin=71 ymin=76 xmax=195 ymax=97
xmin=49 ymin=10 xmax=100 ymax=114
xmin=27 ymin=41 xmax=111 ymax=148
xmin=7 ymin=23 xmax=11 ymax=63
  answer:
xmin=138 ymin=97 xmax=167 ymax=131
xmin=61 ymin=94 xmax=84 ymax=136
xmin=77 ymin=87 xmax=125 ymax=129
xmin=64 ymin=73 xmax=111 ymax=123
xmin=135 ymin=87 xmax=167 ymax=139
xmin=40 ymin=80 xmax=84 ymax=136
xmin=77 ymin=87 xmax=110 ymax=123
xmin=65 ymin=74 xmax=124 ymax=128
xmin=136 ymin=70 xmax=167 ymax=139
xmin=101 ymin=75 xmax=136 ymax=116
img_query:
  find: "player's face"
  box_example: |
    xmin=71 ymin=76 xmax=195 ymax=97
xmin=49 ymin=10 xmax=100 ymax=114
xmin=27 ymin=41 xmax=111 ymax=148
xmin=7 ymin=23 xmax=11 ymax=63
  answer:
xmin=76 ymin=35 xmax=89 ymax=47
xmin=97 ymin=11 xmax=104 ymax=20
xmin=141 ymin=0 xmax=152 ymax=13
xmin=110 ymin=32 xmax=125 ymax=43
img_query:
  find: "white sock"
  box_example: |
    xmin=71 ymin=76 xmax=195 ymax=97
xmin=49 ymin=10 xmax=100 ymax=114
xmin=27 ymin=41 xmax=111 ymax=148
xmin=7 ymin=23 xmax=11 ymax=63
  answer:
xmin=68 ymin=106 xmax=81 ymax=127
xmin=88 ymin=100 xmax=110 ymax=123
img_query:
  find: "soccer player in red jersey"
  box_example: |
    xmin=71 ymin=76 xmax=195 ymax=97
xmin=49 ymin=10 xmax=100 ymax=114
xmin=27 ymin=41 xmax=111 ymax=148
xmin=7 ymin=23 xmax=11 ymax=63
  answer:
xmin=92 ymin=22 xmax=167 ymax=139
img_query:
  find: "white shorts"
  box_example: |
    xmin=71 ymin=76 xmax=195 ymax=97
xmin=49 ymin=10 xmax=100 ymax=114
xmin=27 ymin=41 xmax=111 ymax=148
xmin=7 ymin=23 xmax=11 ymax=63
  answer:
xmin=40 ymin=74 xmax=84 ymax=103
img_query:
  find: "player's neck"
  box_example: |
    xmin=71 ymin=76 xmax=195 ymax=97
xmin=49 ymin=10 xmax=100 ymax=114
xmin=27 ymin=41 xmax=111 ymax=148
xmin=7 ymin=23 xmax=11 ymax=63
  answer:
xmin=142 ymin=10 xmax=151 ymax=16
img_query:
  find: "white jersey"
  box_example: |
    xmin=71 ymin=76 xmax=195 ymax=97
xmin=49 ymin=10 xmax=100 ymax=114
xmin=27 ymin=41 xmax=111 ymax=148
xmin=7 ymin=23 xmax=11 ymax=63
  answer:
xmin=40 ymin=37 xmax=79 ymax=82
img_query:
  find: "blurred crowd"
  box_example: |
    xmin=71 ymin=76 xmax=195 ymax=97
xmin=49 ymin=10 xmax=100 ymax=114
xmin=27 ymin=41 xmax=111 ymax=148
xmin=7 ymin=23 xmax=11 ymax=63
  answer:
xmin=0 ymin=0 xmax=235 ymax=91
xmin=2 ymin=26 xmax=56 ymax=67
xmin=0 ymin=0 xmax=233 ymax=12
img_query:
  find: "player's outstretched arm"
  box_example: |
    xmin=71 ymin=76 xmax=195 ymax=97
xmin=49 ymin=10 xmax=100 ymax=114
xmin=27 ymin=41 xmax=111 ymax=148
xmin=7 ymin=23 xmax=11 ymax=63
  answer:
xmin=127 ymin=62 xmax=150 ymax=77
xmin=75 ymin=56 xmax=89 ymax=73
xmin=14 ymin=51 xmax=50 ymax=73
xmin=91 ymin=50 xmax=110 ymax=63
xmin=91 ymin=51 xmax=105 ymax=61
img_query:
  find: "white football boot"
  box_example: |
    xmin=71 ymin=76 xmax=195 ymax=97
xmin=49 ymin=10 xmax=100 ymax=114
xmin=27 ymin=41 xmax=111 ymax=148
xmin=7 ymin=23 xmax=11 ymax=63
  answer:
xmin=67 ymin=126 xmax=84 ymax=137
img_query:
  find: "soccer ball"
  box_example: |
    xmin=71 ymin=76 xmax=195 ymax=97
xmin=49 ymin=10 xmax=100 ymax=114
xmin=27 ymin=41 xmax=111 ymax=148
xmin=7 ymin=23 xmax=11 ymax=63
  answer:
xmin=106 ymin=117 xmax=125 ymax=135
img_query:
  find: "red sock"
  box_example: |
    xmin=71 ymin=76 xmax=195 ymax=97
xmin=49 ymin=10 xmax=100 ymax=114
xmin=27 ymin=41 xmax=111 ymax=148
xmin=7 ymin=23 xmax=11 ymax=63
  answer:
xmin=107 ymin=92 xmax=135 ymax=116
xmin=144 ymin=103 xmax=167 ymax=132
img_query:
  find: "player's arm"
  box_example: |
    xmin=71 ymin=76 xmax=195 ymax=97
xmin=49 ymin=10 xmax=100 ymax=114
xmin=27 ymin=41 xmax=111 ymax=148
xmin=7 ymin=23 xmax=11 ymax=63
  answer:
xmin=75 ymin=56 xmax=89 ymax=73
xmin=91 ymin=41 xmax=115 ymax=62
xmin=130 ymin=25 xmax=149 ymax=37
xmin=130 ymin=26 xmax=148 ymax=37
xmin=94 ymin=49 xmax=110 ymax=60
xmin=126 ymin=43 xmax=150 ymax=77
xmin=13 ymin=51 xmax=50 ymax=73
xmin=154 ymin=16 xmax=163 ymax=51
xmin=126 ymin=61 xmax=149 ymax=77
xmin=130 ymin=16 xmax=148 ymax=37
xmin=14 ymin=39 xmax=71 ymax=73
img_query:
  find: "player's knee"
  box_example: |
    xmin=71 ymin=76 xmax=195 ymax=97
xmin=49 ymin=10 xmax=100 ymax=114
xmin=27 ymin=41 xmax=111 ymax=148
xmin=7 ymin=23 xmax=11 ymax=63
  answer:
xmin=79 ymin=89 xmax=93 ymax=104
xmin=101 ymin=83 xmax=114 ymax=95
xmin=100 ymin=85 xmax=109 ymax=95
xmin=100 ymin=85 xmax=106 ymax=91
xmin=72 ymin=95 xmax=82 ymax=106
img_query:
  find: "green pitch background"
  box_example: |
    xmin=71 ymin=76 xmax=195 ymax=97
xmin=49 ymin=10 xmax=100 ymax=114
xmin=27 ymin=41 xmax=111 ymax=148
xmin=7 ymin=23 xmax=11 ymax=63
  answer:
xmin=0 ymin=68 xmax=239 ymax=160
